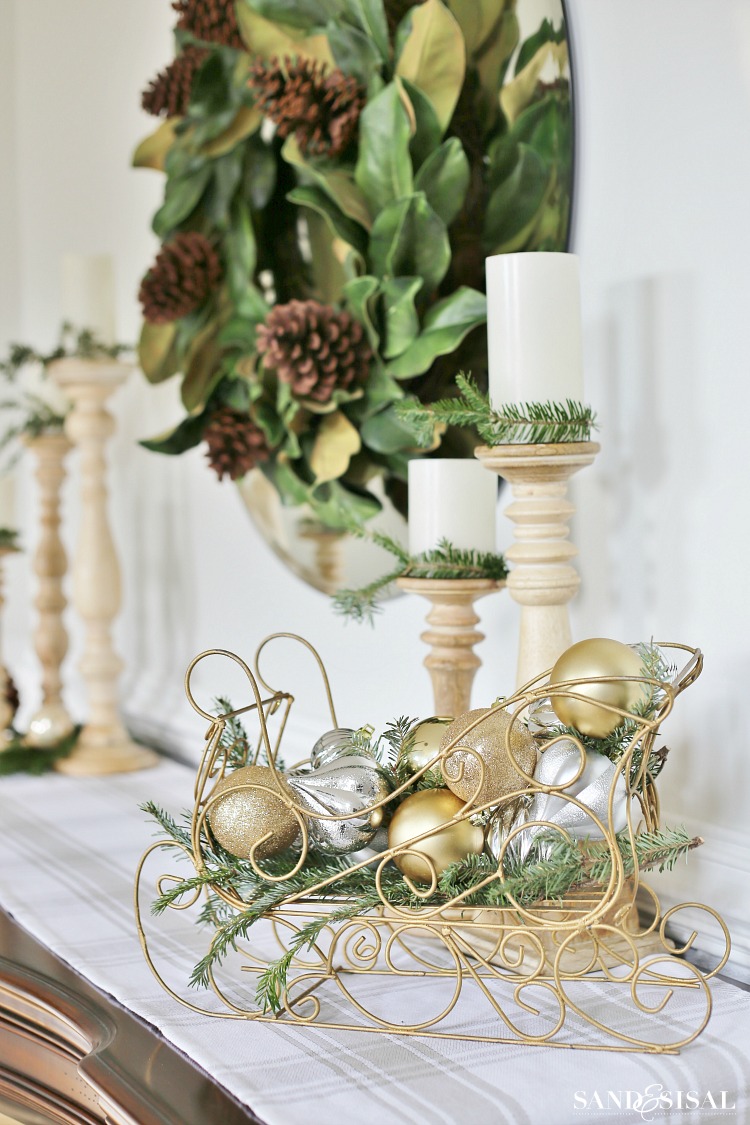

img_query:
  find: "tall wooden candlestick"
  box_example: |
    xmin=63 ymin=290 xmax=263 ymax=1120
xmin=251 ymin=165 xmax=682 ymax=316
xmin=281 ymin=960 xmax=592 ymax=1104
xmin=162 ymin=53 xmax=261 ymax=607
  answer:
xmin=23 ymin=432 xmax=76 ymax=747
xmin=49 ymin=358 xmax=157 ymax=774
xmin=396 ymin=577 xmax=503 ymax=716
xmin=475 ymin=442 xmax=599 ymax=687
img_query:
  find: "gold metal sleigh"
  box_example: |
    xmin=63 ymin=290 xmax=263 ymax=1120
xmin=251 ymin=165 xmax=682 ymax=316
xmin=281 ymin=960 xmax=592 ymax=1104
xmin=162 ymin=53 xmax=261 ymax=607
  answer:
xmin=134 ymin=635 xmax=731 ymax=1053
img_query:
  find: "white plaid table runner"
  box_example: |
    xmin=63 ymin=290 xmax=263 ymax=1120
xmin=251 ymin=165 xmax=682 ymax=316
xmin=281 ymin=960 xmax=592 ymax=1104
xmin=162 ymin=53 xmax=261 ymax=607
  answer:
xmin=0 ymin=762 xmax=747 ymax=1125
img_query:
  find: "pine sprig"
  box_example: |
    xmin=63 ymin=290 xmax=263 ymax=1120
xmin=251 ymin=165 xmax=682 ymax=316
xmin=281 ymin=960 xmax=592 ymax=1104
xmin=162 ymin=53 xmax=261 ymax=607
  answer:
xmin=0 ymin=726 xmax=80 ymax=776
xmin=396 ymin=373 xmax=598 ymax=446
xmin=251 ymin=825 xmax=699 ymax=1009
xmin=333 ymin=535 xmax=508 ymax=625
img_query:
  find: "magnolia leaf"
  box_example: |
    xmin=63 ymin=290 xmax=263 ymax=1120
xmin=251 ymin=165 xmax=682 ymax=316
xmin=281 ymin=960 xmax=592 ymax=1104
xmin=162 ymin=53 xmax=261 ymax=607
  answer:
xmin=381 ymin=276 xmax=422 ymax=359
xmin=138 ymin=321 xmax=180 ymax=384
xmin=282 ymin=137 xmax=372 ymax=229
xmin=362 ymin=362 xmax=405 ymax=412
xmin=413 ymin=137 xmax=470 ymax=226
xmin=386 ymin=286 xmax=486 ymax=379
xmin=483 ymin=143 xmax=552 ymax=253
xmin=246 ymin=0 xmax=339 ymax=29
xmin=343 ymin=275 xmax=380 ymax=348
xmin=448 ymin=0 xmax=512 ymax=56
xmin=310 ymin=410 xmax=362 ymax=482
xmin=132 ymin=119 xmax=180 ymax=172
xmin=401 ymin=78 xmax=441 ymax=169
xmin=306 ymin=212 xmax=350 ymax=303
xmin=515 ymin=17 xmax=566 ymax=74
xmin=181 ymin=322 xmax=224 ymax=411
xmin=500 ymin=40 xmax=568 ymax=125
xmin=153 ymin=164 xmax=212 ymax=238
xmin=395 ymin=0 xmax=465 ymax=132
xmin=140 ymin=412 xmax=206 ymax=455
xmin=342 ymin=0 xmax=389 ymax=61
xmin=361 ymin=403 xmax=419 ymax=453
xmin=310 ymin=479 xmax=382 ymax=526
xmin=354 ymin=82 xmax=413 ymax=216
xmin=237 ymin=1 xmax=335 ymax=65
xmin=326 ymin=20 xmax=382 ymax=83
xmin=202 ymin=105 xmax=262 ymax=157
xmin=288 ymin=185 xmax=368 ymax=257
xmin=368 ymin=192 xmax=450 ymax=293
xmin=476 ymin=10 xmax=519 ymax=120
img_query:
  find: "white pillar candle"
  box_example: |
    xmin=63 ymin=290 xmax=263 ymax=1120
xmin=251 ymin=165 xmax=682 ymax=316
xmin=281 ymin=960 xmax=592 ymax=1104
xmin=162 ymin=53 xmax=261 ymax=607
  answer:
xmin=408 ymin=459 xmax=497 ymax=556
xmin=486 ymin=251 xmax=583 ymax=406
xmin=60 ymin=254 xmax=116 ymax=345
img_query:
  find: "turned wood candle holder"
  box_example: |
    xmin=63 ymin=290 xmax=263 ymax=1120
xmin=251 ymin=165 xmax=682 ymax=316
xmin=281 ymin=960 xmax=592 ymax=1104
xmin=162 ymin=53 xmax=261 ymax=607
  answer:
xmin=396 ymin=576 xmax=504 ymax=717
xmin=475 ymin=442 xmax=600 ymax=688
xmin=22 ymin=431 xmax=76 ymax=747
xmin=49 ymin=358 xmax=157 ymax=775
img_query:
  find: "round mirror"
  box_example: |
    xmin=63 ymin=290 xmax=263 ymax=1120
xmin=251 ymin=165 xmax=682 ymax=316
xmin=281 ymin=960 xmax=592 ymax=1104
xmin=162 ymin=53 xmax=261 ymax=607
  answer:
xmin=138 ymin=0 xmax=575 ymax=595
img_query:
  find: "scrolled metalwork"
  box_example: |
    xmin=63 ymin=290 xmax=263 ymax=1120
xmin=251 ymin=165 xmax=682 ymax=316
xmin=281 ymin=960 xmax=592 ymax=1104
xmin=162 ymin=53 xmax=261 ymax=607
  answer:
xmin=134 ymin=637 xmax=731 ymax=1051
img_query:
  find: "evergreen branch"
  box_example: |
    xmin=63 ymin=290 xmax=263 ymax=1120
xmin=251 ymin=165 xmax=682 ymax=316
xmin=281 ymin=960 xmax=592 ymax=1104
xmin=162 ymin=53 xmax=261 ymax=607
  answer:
xmin=396 ymin=373 xmax=598 ymax=446
xmin=333 ymin=536 xmax=508 ymax=625
xmin=0 ymin=726 xmax=80 ymax=776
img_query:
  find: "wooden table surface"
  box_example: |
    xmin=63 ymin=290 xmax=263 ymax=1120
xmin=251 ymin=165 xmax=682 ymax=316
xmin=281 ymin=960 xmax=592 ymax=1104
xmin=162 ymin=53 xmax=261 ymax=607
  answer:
xmin=0 ymin=909 xmax=264 ymax=1125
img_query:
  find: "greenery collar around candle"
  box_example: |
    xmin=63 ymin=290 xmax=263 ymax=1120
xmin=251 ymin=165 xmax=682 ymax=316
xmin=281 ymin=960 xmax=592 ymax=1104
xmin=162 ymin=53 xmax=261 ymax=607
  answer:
xmin=396 ymin=372 xmax=598 ymax=447
xmin=332 ymin=522 xmax=508 ymax=624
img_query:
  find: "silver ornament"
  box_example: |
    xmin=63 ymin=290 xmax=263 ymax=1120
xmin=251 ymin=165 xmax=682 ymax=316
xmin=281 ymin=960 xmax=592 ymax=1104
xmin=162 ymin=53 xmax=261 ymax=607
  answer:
xmin=487 ymin=740 xmax=630 ymax=863
xmin=309 ymin=727 xmax=357 ymax=769
xmin=287 ymin=734 xmax=390 ymax=855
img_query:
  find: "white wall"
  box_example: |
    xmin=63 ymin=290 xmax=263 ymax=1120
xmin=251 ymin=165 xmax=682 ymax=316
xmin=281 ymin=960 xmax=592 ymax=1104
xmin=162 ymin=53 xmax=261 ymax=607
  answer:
xmin=1 ymin=0 xmax=748 ymax=976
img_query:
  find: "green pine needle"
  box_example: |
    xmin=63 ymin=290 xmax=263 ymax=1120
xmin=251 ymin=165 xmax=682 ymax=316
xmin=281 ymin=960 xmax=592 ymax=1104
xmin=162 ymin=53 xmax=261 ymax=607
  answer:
xmin=396 ymin=372 xmax=598 ymax=446
xmin=333 ymin=534 xmax=508 ymax=625
xmin=0 ymin=726 xmax=80 ymax=776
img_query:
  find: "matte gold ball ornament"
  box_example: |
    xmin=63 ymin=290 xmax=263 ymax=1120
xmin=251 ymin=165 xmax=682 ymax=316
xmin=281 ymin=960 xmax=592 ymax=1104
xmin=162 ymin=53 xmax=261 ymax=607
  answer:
xmin=549 ymin=638 xmax=647 ymax=739
xmin=387 ymin=789 xmax=484 ymax=884
xmin=208 ymin=765 xmax=299 ymax=861
xmin=399 ymin=717 xmax=454 ymax=776
xmin=440 ymin=708 xmax=537 ymax=808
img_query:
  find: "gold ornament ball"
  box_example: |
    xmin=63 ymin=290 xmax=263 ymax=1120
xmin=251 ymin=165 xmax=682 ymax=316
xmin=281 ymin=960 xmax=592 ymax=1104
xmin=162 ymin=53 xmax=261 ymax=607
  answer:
xmin=387 ymin=789 xmax=484 ymax=884
xmin=549 ymin=638 xmax=646 ymax=738
xmin=440 ymin=708 xmax=537 ymax=808
xmin=400 ymin=717 xmax=454 ymax=775
xmin=208 ymin=765 xmax=299 ymax=860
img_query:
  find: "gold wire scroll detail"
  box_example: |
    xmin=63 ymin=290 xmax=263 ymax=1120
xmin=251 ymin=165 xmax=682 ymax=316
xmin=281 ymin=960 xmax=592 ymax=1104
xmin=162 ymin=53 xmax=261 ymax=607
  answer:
xmin=135 ymin=638 xmax=731 ymax=1051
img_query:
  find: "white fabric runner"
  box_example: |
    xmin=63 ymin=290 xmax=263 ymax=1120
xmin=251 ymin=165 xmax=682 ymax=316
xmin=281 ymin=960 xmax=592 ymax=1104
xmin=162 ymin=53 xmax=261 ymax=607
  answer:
xmin=0 ymin=761 xmax=747 ymax=1125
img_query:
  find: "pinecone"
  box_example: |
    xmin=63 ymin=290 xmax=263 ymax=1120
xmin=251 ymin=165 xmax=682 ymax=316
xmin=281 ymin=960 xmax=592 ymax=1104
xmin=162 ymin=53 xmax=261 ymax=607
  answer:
xmin=204 ymin=407 xmax=272 ymax=481
xmin=249 ymin=57 xmax=364 ymax=160
xmin=139 ymin=233 xmax=222 ymax=324
xmin=141 ymin=47 xmax=209 ymax=118
xmin=256 ymin=300 xmax=372 ymax=404
xmin=172 ymin=0 xmax=245 ymax=50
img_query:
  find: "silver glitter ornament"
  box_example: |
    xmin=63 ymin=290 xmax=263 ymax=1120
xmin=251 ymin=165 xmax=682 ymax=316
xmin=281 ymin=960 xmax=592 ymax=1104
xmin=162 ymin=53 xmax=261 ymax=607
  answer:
xmin=287 ymin=734 xmax=391 ymax=855
xmin=487 ymin=740 xmax=629 ymax=863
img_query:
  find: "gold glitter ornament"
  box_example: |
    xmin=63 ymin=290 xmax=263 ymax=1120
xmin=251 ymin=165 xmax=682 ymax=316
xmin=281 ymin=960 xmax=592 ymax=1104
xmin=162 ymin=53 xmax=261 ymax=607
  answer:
xmin=387 ymin=789 xmax=484 ymax=884
xmin=440 ymin=708 xmax=537 ymax=808
xmin=208 ymin=765 xmax=299 ymax=860
xmin=549 ymin=638 xmax=646 ymax=738
xmin=399 ymin=717 xmax=454 ymax=775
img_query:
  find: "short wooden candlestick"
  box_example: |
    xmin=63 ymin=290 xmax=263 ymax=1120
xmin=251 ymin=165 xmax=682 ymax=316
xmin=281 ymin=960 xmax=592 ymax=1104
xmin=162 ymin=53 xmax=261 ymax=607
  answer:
xmin=22 ymin=431 xmax=76 ymax=747
xmin=49 ymin=358 xmax=157 ymax=775
xmin=475 ymin=442 xmax=600 ymax=687
xmin=396 ymin=577 xmax=504 ymax=717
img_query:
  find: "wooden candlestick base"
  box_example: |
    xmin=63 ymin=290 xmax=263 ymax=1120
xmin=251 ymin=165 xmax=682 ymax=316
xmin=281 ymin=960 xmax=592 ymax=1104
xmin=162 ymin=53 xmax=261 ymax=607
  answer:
xmin=50 ymin=358 xmax=157 ymax=776
xmin=22 ymin=432 xmax=76 ymax=747
xmin=396 ymin=577 xmax=504 ymax=717
xmin=475 ymin=442 xmax=600 ymax=688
